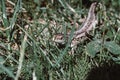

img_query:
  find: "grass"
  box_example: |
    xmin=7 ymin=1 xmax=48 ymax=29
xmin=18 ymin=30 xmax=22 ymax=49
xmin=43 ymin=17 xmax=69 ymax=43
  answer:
xmin=0 ymin=0 xmax=120 ymax=80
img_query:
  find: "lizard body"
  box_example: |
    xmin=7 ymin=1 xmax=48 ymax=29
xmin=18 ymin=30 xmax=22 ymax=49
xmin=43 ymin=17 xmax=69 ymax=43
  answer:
xmin=53 ymin=2 xmax=98 ymax=53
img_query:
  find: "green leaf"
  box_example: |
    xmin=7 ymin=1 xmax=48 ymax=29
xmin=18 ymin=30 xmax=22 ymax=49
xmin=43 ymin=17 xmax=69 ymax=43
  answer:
xmin=86 ymin=40 xmax=101 ymax=58
xmin=104 ymin=41 xmax=120 ymax=55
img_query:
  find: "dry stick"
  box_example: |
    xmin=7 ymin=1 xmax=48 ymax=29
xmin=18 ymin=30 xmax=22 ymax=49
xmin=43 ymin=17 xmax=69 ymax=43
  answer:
xmin=15 ymin=35 xmax=27 ymax=80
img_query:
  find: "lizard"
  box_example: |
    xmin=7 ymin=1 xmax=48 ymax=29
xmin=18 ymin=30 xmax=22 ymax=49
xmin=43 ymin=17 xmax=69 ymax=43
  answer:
xmin=53 ymin=2 xmax=98 ymax=53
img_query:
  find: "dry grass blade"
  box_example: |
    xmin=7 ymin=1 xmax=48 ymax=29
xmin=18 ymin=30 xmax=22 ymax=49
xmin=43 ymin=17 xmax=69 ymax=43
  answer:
xmin=15 ymin=35 xmax=27 ymax=80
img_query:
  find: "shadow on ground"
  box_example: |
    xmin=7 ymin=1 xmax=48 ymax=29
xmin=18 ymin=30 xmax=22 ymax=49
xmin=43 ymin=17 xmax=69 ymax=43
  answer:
xmin=86 ymin=60 xmax=120 ymax=80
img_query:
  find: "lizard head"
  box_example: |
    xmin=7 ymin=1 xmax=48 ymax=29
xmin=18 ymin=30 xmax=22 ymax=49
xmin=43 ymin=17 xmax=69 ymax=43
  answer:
xmin=52 ymin=33 xmax=65 ymax=44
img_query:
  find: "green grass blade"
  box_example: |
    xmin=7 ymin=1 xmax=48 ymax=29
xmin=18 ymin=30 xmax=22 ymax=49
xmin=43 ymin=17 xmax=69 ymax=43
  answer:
xmin=55 ymin=27 xmax=75 ymax=66
xmin=9 ymin=0 xmax=22 ymax=30
xmin=15 ymin=35 xmax=27 ymax=80
xmin=1 ymin=0 xmax=9 ymax=27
